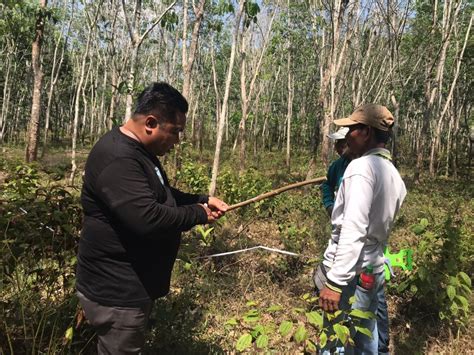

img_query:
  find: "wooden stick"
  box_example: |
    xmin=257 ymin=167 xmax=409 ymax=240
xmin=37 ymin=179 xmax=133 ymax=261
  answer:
xmin=227 ymin=176 xmax=326 ymax=211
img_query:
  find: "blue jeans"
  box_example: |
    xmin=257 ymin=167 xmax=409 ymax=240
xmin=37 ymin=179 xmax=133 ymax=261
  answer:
xmin=321 ymin=271 xmax=386 ymax=355
xmin=377 ymin=288 xmax=390 ymax=354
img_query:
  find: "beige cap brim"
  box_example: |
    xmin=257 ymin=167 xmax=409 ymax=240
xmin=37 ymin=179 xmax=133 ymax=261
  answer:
xmin=333 ymin=117 xmax=359 ymax=127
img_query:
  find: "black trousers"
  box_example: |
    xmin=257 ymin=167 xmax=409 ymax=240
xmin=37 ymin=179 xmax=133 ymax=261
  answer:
xmin=77 ymin=291 xmax=153 ymax=354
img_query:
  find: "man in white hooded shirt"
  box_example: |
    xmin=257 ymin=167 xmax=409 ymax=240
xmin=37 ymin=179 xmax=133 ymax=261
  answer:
xmin=318 ymin=104 xmax=406 ymax=354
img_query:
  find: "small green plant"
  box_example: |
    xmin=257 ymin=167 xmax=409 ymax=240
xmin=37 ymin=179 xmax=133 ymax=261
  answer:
xmin=195 ymin=225 xmax=214 ymax=246
xmin=396 ymin=212 xmax=472 ymax=330
xmin=224 ymin=294 xmax=374 ymax=352
xmin=278 ymin=223 xmax=311 ymax=254
xmin=2 ymin=164 xmax=40 ymax=201
xmin=175 ymin=159 xmax=210 ymax=194
xmin=226 ymin=298 xmax=320 ymax=352
xmin=439 ymin=272 xmax=471 ymax=325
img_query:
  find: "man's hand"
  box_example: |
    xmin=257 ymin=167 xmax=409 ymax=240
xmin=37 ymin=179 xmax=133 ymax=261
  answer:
xmin=207 ymin=196 xmax=228 ymax=217
xmin=318 ymin=286 xmax=341 ymax=312
xmin=199 ymin=204 xmax=218 ymax=223
xmin=199 ymin=197 xmax=228 ymax=224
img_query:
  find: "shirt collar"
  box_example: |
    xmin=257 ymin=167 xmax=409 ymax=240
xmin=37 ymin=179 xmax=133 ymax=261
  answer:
xmin=363 ymin=147 xmax=392 ymax=160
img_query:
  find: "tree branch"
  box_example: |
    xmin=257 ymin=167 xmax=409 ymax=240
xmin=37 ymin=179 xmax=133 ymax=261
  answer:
xmin=228 ymin=176 xmax=326 ymax=211
xmin=139 ymin=0 xmax=177 ymax=47
xmin=121 ymin=0 xmax=135 ymax=43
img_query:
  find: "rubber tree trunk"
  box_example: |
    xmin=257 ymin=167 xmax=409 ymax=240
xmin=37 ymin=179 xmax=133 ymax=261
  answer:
xmin=26 ymin=0 xmax=48 ymax=163
xmin=209 ymin=0 xmax=244 ymax=196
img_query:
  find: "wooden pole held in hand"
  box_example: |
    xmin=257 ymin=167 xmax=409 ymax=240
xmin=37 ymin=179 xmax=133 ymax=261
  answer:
xmin=227 ymin=176 xmax=326 ymax=211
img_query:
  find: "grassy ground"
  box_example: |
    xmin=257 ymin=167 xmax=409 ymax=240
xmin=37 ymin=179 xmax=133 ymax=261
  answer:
xmin=1 ymin=145 xmax=472 ymax=354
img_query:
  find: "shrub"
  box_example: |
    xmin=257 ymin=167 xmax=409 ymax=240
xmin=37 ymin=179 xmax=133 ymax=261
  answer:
xmin=395 ymin=210 xmax=472 ymax=330
xmin=0 ymin=163 xmax=83 ymax=352
xmin=217 ymin=168 xmax=272 ymax=210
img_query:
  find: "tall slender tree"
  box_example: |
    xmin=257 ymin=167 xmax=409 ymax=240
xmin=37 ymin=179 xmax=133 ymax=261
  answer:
xmin=26 ymin=0 xmax=48 ymax=162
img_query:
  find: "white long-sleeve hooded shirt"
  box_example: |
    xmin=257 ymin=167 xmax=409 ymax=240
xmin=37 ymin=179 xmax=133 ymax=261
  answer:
xmin=323 ymin=148 xmax=406 ymax=287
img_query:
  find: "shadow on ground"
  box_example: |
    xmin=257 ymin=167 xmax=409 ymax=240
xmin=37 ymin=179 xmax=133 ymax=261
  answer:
xmin=145 ymin=288 xmax=224 ymax=354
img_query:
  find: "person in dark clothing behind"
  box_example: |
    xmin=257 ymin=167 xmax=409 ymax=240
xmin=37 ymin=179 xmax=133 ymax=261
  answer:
xmin=320 ymin=127 xmax=351 ymax=217
xmin=76 ymin=82 xmax=228 ymax=354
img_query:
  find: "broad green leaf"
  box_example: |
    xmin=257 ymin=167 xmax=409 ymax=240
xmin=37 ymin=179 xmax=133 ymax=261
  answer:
xmin=267 ymin=304 xmax=283 ymax=312
xmin=319 ymin=331 xmax=328 ymax=348
xmin=355 ymin=326 xmax=373 ymax=339
xmin=251 ymin=324 xmax=265 ymax=337
xmin=461 ymin=284 xmax=472 ymax=294
xmin=446 ymin=285 xmax=456 ymax=301
xmin=455 ymin=295 xmax=469 ymax=310
xmin=225 ymin=318 xmax=238 ymax=326
xmin=246 ymin=300 xmax=258 ymax=307
xmin=333 ymin=324 xmax=349 ymax=345
xmin=306 ymin=339 xmax=317 ymax=352
xmin=255 ymin=334 xmax=268 ymax=349
xmin=449 ymin=276 xmax=460 ymax=287
xmin=236 ymin=333 xmax=253 ymax=352
xmin=349 ymin=309 xmax=375 ymax=320
xmin=411 ymin=224 xmax=426 ymax=235
xmin=458 ymin=272 xmax=472 ymax=287
xmin=243 ymin=309 xmax=260 ymax=323
xmin=450 ymin=302 xmax=459 ymax=316
xmin=279 ymin=320 xmax=293 ymax=337
xmin=294 ymin=325 xmax=308 ymax=343
xmin=306 ymin=311 xmax=323 ymax=328
xmin=292 ymin=307 xmax=305 ymax=314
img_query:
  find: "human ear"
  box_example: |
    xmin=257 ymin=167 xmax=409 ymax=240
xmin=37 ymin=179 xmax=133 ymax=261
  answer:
xmin=145 ymin=116 xmax=158 ymax=129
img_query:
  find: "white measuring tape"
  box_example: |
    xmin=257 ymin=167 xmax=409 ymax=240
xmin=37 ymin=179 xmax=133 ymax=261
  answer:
xmin=197 ymin=245 xmax=299 ymax=259
xmin=19 ymin=207 xmax=55 ymax=232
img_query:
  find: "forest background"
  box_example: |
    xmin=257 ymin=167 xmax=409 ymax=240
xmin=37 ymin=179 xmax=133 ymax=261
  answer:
xmin=0 ymin=0 xmax=473 ymax=353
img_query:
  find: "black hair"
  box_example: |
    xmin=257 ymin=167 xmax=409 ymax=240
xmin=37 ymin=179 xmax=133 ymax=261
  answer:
xmin=373 ymin=127 xmax=392 ymax=144
xmin=133 ymin=82 xmax=188 ymax=123
xmin=349 ymin=123 xmax=391 ymax=144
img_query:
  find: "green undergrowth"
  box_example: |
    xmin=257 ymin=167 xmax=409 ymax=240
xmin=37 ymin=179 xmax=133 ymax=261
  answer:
xmin=0 ymin=150 xmax=473 ymax=353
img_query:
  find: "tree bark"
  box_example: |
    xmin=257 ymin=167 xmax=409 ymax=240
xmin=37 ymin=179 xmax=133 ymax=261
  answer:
xmin=209 ymin=0 xmax=245 ymax=196
xmin=286 ymin=51 xmax=294 ymax=171
xmin=69 ymin=3 xmax=102 ymax=185
xmin=26 ymin=0 xmax=48 ymax=162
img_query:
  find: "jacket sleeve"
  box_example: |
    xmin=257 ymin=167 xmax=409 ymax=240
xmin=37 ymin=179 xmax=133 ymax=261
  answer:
xmin=169 ymin=186 xmax=208 ymax=206
xmin=95 ymin=158 xmax=208 ymax=237
xmin=326 ymin=173 xmax=374 ymax=286
xmin=321 ymin=161 xmax=337 ymax=209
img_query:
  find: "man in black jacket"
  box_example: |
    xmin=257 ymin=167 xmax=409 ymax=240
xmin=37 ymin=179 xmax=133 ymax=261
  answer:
xmin=76 ymin=82 xmax=228 ymax=354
